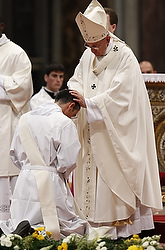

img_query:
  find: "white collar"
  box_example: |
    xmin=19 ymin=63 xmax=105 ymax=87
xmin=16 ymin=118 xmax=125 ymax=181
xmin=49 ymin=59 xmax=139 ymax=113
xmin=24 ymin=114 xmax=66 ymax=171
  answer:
xmin=97 ymin=37 xmax=113 ymax=60
xmin=105 ymin=37 xmax=113 ymax=55
xmin=0 ymin=34 xmax=10 ymax=46
xmin=44 ymin=87 xmax=54 ymax=93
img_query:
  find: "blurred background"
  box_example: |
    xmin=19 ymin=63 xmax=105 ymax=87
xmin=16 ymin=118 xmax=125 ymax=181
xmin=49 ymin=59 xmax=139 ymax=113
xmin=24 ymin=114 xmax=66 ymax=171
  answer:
xmin=0 ymin=0 xmax=165 ymax=94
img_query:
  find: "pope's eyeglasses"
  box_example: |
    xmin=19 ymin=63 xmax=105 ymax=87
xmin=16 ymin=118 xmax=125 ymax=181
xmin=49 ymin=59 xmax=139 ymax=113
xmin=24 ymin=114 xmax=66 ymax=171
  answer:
xmin=84 ymin=38 xmax=105 ymax=50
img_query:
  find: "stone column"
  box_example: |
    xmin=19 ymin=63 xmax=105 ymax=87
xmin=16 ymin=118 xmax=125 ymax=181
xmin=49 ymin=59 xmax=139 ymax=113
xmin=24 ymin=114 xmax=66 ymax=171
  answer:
xmin=124 ymin=0 xmax=140 ymax=58
xmin=51 ymin=0 xmax=62 ymax=62
xmin=111 ymin=0 xmax=140 ymax=59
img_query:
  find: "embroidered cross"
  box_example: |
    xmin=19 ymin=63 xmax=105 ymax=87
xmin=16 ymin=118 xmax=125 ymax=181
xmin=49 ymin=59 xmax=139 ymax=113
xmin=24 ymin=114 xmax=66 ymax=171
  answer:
xmin=91 ymin=83 xmax=96 ymax=89
xmin=113 ymin=45 xmax=118 ymax=52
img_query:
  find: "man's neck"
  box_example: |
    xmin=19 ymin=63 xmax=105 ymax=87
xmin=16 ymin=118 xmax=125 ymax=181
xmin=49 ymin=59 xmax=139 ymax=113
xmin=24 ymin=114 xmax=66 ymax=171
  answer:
xmin=44 ymin=87 xmax=56 ymax=99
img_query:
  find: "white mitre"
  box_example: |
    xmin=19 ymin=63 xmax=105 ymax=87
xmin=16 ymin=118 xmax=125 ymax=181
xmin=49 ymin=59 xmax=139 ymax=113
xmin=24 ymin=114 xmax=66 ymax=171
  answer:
xmin=75 ymin=0 xmax=109 ymax=43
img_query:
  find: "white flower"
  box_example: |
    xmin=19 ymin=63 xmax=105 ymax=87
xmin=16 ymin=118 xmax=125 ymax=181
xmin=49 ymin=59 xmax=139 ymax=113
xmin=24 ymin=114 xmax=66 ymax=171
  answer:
xmin=12 ymin=234 xmax=22 ymax=240
xmin=146 ymin=246 xmax=156 ymax=250
xmin=96 ymin=241 xmax=107 ymax=250
xmin=38 ymin=230 xmax=47 ymax=237
xmin=150 ymin=240 xmax=159 ymax=246
xmin=1 ymin=234 xmax=24 ymax=248
xmin=63 ymin=237 xmax=70 ymax=243
xmin=151 ymin=235 xmax=161 ymax=241
xmin=63 ymin=234 xmax=78 ymax=243
xmin=0 ymin=234 xmax=6 ymax=245
xmin=142 ymin=241 xmax=149 ymax=248
xmin=14 ymin=245 xmax=20 ymax=250
xmin=142 ymin=237 xmax=147 ymax=243
xmin=101 ymin=247 xmax=107 ymax=250
xmin=4 ymin=238 xmax=12 ymax=247
xmin=8 ymin=234 xmax=15 ymax=240
xmin=0 ymin=235 xmax=11 ymax=247
xmin=97 ymin=238 xmax=102 ymax=242
xmin=98 ymin=241 xmax=106 ymax=247
xmin=0 ymin=239 xmax=5 ymax=246
xmin=40 ymin=245 xmax=54 ymax=250
xmin=42 ymin=231 xmax=47 ymax=237
xmin=142 ymin=236 xmax=151 ymax=242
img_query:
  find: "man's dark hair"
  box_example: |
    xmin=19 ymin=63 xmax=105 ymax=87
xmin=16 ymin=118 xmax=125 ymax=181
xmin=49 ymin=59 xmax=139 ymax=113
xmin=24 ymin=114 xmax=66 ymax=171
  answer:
xmin=104 ymin=7 xmax=118 ymax=26
xmin=45 ymin=63 xmax=64 ymax=76
xmin=55 ymin=89 xmax=80 ymax=111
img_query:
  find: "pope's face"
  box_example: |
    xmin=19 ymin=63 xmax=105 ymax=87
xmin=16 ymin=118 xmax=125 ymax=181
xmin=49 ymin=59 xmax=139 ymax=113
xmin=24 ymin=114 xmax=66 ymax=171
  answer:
xmin=86 ymin=35 xmax=110 ymax=56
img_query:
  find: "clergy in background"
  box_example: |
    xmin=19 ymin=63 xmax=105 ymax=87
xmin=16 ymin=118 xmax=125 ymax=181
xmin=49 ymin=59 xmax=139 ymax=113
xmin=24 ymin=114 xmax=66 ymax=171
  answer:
xmin=0 ymin=16 xmax=33 ymax=221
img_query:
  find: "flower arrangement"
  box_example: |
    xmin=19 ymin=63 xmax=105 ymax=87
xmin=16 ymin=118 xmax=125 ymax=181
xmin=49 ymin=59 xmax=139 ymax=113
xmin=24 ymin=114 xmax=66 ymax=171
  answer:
xmin=0 ymin=227 xmax=164 ymax=250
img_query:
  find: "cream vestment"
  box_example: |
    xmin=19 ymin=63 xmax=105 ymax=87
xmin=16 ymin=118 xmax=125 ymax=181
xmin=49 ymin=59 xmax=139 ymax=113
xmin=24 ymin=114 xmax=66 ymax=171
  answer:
xmin=0 ymin=33 xmax=33 ymax=220
xmin=67 ymin=32 xmax=163 ymax=238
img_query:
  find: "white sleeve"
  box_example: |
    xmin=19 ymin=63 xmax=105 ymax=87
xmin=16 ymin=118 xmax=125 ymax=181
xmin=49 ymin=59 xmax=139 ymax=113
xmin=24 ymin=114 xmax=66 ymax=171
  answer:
xmin=10 ymin=127 xmax=22 ymax=170
xmin=85 ymin=98 xmax=103 ymax=123
xmin=0 ymin=86 xmax=10 ymax=101
xmin=55 ymin=122 xmax=81 ymax=179
xmin=0 ymin=75 xmax=4 ymax=87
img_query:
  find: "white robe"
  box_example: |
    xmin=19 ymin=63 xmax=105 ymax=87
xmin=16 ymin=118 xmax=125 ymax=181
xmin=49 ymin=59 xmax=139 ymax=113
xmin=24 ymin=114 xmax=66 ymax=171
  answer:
xmin=0 ymin=34 xmax=33 ymax=219
xmin=67 ymin=32 xmax=163 ymax=238
xmin=0 ymin=34 xmax=33 ymax=176
xmin=30 ymin=88 xmax=74 ymax=187
xmin=30 ymin=87 xmax=55 ymax=110
xmin=9 ymin=103 xmax=88 ymax=237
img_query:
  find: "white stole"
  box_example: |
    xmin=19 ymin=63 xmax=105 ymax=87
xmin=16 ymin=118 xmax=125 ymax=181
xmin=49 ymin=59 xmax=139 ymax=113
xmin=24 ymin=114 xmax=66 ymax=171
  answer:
xmin=18 ymin=113 xmax=60 ymax=240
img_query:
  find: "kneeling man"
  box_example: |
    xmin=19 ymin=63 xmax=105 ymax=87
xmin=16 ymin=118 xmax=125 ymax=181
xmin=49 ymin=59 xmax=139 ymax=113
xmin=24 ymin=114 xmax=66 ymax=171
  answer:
xmin=2 ymin=89 xmax=88 ymax=239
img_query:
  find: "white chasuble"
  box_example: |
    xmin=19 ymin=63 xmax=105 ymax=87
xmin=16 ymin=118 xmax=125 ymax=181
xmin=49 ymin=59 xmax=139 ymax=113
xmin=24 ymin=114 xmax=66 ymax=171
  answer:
xmin=68 ymin=33 xmax=162 ymax=238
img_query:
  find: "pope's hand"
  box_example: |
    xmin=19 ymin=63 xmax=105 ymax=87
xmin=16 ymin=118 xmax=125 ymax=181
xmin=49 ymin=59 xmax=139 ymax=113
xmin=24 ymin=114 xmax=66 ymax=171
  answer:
xmin=69 ymin=90 xmax=86 ymax=108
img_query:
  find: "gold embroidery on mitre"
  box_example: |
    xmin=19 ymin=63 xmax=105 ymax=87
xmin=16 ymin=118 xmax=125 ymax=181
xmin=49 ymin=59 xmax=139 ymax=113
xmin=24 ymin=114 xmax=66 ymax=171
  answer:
xmin=79 ymin=13 xmax=108 ymax=43
xmin=112 ymin=218 xmax=132 ymax=227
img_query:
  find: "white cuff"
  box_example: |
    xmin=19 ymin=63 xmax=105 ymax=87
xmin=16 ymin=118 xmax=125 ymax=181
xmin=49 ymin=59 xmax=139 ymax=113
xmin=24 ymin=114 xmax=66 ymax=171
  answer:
xmin=85 ymin=98 xmax=103 ymax=123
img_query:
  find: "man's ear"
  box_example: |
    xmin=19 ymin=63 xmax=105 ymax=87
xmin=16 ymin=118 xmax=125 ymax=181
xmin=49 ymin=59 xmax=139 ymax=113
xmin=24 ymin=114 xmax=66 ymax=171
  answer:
xmin=111 ymin=24 xmax=116 ymax=33
xmin=44 ymin=74 xmax=48 ymax=83
xmin=68 ymin=102 xmax=75 ymax=110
